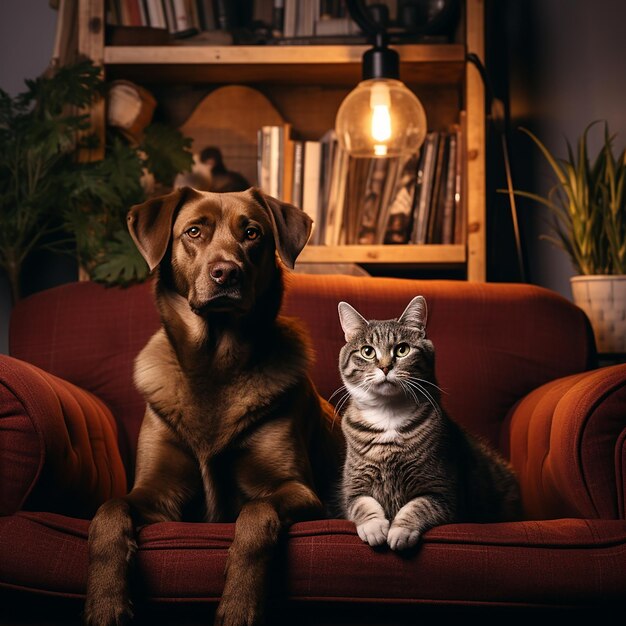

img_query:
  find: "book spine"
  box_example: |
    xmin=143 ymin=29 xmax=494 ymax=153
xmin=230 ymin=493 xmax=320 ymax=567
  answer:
xmin=411 ymin=132 xmax=438 ymax=244
xmin=137 ymin=0 xmax=148 ymax=25
xmin=258 ymin=126 xmax=273 ymax=195
xmin=269 ymin=126 xmax=282 ymax=198
xmin=124 ymin=0 xmax=143 ymax=26
xmin=196 ymin=0 xmax=215 ymax=30
xmin=272 ymin=0 xmax=285 ymax=35
xmin=302 ymin=140 xmax=322 ymax=244
xmin=163 ymin=0 xmax=177 ymax=32
xmin=453 ymin=114 xmax=467 ymax=244
xmin=426 ymin=133 xmax=448 ymax=244
xmin=283 ymin=0 xmax=297 ymax=37
xmin=145 ymin=0 xmax=166 ymax=27
xmin=172 ymin=0 xmax=190 ymax=29
xmin=441 ymin=132 xmax=457 ymax=244
xmin=214 ymin=0 xmax=229 ymax=30
xmin=383 ymin=154 xmax=420 ymax=244
xmin=291 ymin=140 xmax=304 ymax=209
xmin=282 ymin=125 xmax=295 ymax=204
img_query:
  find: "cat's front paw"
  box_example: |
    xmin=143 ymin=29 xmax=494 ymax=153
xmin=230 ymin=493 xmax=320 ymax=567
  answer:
xmin=387 ymin=525 xmax=420 ymax=551
xmin=356 ymin=518 xmax=390 ymax=547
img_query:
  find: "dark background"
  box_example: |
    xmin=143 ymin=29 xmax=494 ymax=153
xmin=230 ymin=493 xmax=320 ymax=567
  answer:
xmin=1 ymin=0 xmax=626 ymax=353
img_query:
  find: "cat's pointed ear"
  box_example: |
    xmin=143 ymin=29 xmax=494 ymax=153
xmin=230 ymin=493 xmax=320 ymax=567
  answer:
xmin=338 ymin=301 xmax=368 ymax=342
xmin=398 ymin=296 xmax=428 ymax=335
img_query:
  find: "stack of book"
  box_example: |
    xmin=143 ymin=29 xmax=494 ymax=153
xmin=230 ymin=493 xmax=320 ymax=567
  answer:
xmin=257 ymin=121 xmax=466 ymax=247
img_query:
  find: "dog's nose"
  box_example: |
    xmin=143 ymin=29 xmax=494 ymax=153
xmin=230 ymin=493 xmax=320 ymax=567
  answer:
xmin=209 ymin=262 xmax=240 ymax=286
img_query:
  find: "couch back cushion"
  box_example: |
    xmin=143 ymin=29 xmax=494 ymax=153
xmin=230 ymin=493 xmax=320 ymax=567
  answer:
xmin=10 ymin=272 xmax=593 ymax=474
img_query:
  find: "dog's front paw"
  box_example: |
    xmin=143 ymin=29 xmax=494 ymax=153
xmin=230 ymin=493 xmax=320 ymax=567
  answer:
xmin=356 ymin=518 xmax=390 ymax=547
xmin=84 ymin=594 xmax=133 ymax=626
xmin=387 ymin=524 xmax=420 ymax=551
xmin=214 ymin=590 xmax=264 ymax=626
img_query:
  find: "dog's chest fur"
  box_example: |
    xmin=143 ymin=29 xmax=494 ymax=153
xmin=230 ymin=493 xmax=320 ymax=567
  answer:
xmin=134 ymin=316 xmax=310 ymax=460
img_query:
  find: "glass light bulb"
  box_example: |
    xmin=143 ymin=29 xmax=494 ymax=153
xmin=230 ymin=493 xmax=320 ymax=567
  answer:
xmin=335 ymin=78 xmax=427 ymax=158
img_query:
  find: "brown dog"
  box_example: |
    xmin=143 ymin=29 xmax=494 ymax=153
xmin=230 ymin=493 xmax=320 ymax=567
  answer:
xmin=85 ymin=187 xmax=342 ymax=626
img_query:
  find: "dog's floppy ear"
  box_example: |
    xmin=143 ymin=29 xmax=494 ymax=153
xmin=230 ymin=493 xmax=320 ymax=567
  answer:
xmin=252 ymin=188 xmax=313 ymax=269
xmin=127 ymin=187 xmax=189 ymax=272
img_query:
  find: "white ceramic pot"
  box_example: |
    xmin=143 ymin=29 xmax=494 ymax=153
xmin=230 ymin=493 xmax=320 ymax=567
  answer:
xmin=570 ymin=275 xmax=626 ymax=353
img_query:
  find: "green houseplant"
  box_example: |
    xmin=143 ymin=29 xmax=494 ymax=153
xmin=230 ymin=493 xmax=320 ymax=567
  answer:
xmin=0 ymin=60 xmax=192 ymax=304
xmin=516 ymin=122 xmax=626 ymax=352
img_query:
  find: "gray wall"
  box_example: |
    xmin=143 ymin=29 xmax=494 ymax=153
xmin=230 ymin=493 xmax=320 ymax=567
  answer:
xmin=507 ymin=0 xmax=626 ymax=298
xmin=0 ymin=1 xmax=57 ymax=354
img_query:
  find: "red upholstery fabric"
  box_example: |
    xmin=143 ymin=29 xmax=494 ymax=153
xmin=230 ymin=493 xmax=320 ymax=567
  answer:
xmin=0 ymin=356 xmax=126 ymax=518
xmin=10 ymin=281 xmax=159 ymax=473
xmin=506 ymin=364 xmax=626 ymax=521
xmin=2 ymin=512 xmax=625 ymax=607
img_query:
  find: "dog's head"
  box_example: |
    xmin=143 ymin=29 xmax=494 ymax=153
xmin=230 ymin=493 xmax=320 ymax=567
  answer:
xmin=127 ymin=187 xmax=312 ymax=316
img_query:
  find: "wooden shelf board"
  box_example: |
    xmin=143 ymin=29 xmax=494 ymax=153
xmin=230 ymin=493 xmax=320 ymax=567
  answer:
xmin=104 ymin=44 xmax=465 ymax=85
xmin=105 ymin=44 xmax=465 ymax=65
xmin=297 ymin=245 xmax=466 ymax=264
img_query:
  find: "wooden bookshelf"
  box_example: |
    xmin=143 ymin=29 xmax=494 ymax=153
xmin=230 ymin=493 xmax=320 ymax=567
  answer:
xmin=79 ymin=0 xmax=485 ymax=281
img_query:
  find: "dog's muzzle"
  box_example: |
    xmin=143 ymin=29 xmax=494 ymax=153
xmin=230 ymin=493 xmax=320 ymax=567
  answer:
xmin=209 ymin=261 xmax=241 ymax=287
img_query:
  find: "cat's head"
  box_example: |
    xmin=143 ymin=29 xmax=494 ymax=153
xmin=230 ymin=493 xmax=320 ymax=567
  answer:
xmin=337 ymin=296 xmax=435 ymax=403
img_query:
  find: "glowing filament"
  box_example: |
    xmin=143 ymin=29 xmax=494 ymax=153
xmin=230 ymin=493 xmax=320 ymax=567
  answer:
xmin=370 ymin=82 xmax=392 ymax=143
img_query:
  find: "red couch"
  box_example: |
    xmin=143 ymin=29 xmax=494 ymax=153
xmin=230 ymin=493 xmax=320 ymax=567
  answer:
xmin=1 ymin=272 xmax=625 ymax=623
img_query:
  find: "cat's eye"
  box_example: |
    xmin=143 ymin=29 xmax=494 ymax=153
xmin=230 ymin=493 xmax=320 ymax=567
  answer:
xmin=395 ymin=343 xmax=411 ymax=358
xmin=360 ymin=345 xmax=376 ymax=360
xmin=186 ymin=226 xmax=201 ymax=238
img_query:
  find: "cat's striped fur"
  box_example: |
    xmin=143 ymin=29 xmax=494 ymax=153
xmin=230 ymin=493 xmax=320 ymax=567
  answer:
xmin=337 ymin=296 xmax=522 ymax=551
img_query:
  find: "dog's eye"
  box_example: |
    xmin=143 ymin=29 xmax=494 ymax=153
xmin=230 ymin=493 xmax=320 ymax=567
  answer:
xmin=186 ymin=226 xmax=201 ymax=238
xmin=394 ymin=343 xmax=411 ymax=358
xmin=245 ymin=227 xmax=260 ymax=240
xmin=360 ymin=345 xmax=376 ymax=360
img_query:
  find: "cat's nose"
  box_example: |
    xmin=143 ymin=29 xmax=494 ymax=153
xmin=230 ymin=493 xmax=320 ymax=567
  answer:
xmin=380 ymin=366 xmax=390 ymax=376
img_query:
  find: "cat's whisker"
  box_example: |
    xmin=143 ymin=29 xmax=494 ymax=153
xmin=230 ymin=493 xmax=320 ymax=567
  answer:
xmin=402 ymin=379 xmax=442 ymax=416
xmin=334 ymin=393 xmax=351 ymax=417
xmin=396 ymin=373 xmax=447 ymax=395
xmin=398 ymin=380 xmax=420 ymax=406
xmin=328 ymin=385 xmax=349 ymax=403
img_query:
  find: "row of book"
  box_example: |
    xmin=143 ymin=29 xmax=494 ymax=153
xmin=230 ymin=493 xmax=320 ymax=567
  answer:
xmin=105 ymin=0 xmax=227 ymax=37
xmin=257 ymin=122 xmax=466 ymax=246
xmin=105 ymin=1 xmax=365 ymax=40
xmin=280 ymin=1 xmax=361 ymax=39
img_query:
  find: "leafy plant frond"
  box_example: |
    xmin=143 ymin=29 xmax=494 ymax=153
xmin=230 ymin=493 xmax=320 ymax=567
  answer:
xmin=510 ymin=123 xmax=626 ymax=275
xmin=90 ymin=229 xmax=149 ymax=286
xmin=0 ymin=60 xmax=192 ymax=301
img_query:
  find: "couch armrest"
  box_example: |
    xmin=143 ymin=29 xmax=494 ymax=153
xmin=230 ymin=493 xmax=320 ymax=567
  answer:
xmin=506 ymin=364 xmax=626 ymax=520
xmin=0 ymin=355 xmax=127 ymax=517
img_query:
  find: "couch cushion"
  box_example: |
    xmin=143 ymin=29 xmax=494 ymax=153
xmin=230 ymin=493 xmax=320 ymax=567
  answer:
xmin=0 ymin=357 xmax=127 ymax=518
xmin=2 ymin=512 xmax=624 ymax=607
xmin=505 ymin=364 xmax=626 ymax=520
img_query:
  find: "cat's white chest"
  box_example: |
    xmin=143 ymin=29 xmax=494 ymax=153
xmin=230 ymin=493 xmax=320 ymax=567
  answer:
xmin=359 ymin=405 xmax=410 ymax=442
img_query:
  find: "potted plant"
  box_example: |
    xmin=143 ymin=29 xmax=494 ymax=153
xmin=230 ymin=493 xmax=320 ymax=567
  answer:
xmin=0 ymin=60 xmax=192 ymax=304
xmin=516 ymin=122 xmax=625 ymax=353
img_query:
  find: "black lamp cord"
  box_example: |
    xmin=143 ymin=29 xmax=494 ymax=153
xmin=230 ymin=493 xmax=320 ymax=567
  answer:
xmin=467 ymin=52 xmax=526 ymax=283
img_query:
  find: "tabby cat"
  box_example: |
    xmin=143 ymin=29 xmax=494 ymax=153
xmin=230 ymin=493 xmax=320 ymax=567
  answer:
xmin=337 ymin=296 xmax=522 ymax=551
